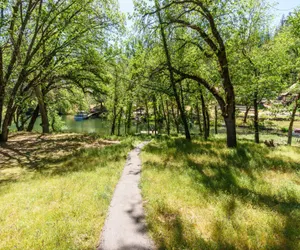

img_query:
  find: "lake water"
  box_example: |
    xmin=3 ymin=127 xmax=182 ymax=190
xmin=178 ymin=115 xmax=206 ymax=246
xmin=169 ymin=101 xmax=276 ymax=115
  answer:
xmin=61 ymin=116 xmax=112 ymax=135
xmin=29 ymin=116 xmax=113 ymax=135
xmin=30 ymin=115 xmax=148 ymax=136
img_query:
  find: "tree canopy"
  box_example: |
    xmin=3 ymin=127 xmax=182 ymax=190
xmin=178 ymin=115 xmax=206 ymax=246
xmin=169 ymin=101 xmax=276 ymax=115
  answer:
xmin=0 ymin=0 xmax=300 ymax=147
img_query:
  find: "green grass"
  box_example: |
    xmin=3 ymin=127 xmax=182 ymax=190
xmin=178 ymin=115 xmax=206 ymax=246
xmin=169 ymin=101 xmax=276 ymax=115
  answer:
xmin=234 ymin=133 xmax=300 ymax=146
xmin=0 ymin=136 xmax=134 ymax=250
xmin=141 ymin=137 xmax=300 ymax=250
xmin=236 ymin=116 xmax=300 ymax=131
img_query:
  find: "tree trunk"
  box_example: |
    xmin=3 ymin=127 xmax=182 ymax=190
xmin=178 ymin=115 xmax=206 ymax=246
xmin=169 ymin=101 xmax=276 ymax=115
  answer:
xmin=155 ymin=0 xmax=191 ymax=141
xmin=206 ymin=109 xmax=210 ymax=138
xmin=51 ymin=114 xmax=56 ymax=132
xmin=35 ymin=85 xmax=50 ymax=133
xmin=27 ymin=105 xmax=39 ymax=132
xmin=0 ymin=6 xmax=4 ymax=128
xmin=136 ymin=116 xmax=139 ymax=134
xmin=117 ymin=108 xmax=123 ymax=136
xmin=243 ymin=106 xmax=251 ymax=123
xmin=253 ymin=91 xmax=259 ymax=144
xmin=126 ymin=102 xmax=132 ymax=135
xmin=171 ymin=103 xmax=179 ymax=134
xmin=14 ymin=109 xmax=20 ymax=131
xmin=0 ymin=105 xmax=16 ymax=142
xmin=195 ymin=101 xmax=203 ymax=135
xmin=145 ymin=101 xmax=150 ymax=135
xmin=111 ymin=103 xmax=117 ymax=135
xmin=287 ymin=93 xmax=300 ymax=145
xmin=165 ymin=100 xmax=171 ymax=135
xmin=160 ymin=97 xmax=170 ymax=135
xmin=111 ymin=79 xmax=118 ymax=136
xmin=200 ymin=89 xmax=208 ymax=140
xmin=215 ymin=105 xmax=218 ymax=135
xmin=153 ymin=96 xmax=157 ymax=135
xmin=0 ymin=88 xmax=3 ymax=131
xmin=0 ymin=47 xmax=4 ymax=130
xmin=14 ymin=107 xmax=26 ymax=131
xmin=111 ymin=115 xmax=116 ymax=135
xmin=224 ymin=115 xmax=237 ymax=148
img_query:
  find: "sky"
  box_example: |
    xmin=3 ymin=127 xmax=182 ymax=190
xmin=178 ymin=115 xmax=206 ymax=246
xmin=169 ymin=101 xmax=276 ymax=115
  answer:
xmin=272 ymin=0 xmax=300 ymax=25
xmin=119 ymin=0 xmax=134 ymax=15
xmin=118 ymin=0 xmax=300 ymax=27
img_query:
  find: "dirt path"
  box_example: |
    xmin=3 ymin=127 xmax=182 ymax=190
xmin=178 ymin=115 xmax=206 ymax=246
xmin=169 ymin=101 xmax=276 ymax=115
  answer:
xmin=97 ymin=141 xmax=155 ymax=250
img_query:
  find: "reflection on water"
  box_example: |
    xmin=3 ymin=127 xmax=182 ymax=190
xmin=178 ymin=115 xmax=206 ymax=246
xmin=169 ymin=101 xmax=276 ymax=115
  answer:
xmin=62 ymin=116 xmax=111 ymax=135
xmin=31 ymin=115 xmax=112 ymax=135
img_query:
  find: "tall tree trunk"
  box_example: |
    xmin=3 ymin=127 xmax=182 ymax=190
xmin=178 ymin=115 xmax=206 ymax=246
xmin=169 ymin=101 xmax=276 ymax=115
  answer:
xmin=111 ymin=115 xmax=116 ymax=135
xmin=195 ymin=101 xmax=203 ymax=135
xmin=224 ymin=115 xmax=236 ymax=147
xmin=35 ymin=85 xmax=50 ymax=133
xmin=126 ymin=102 xmax=132 ymax=135
xmin=153 ymin=96 xmax=157 ymax=135
xmin=171 ymin=103 xmax=179 ymax=134
xmin=0 ymin=7 xmax=4 ymax=129
xmin=111 ymin=103 xmax=117 ymax=136
xmin=165 ymin=100 xmax=171 ymax=135
xmin=0 ymin=105 xmax=17 ymax=142
xmin=214 ymin=105 xmax=218 ymax=135
xmin=160 ymin=97 xmax=170 ymax=135
xmin=136 ymin=114 xmax=139 ymax=134
xmin=0 ymin=48 xmax=4 ymax=130
xmin=14 ymin=107 xmax=25 ymax=131
xmin=145 ymin=101 xmax=150 ymax=135
xmin=288 ymin=93 xmax=300 ymax=145
xmin=253 ymin=90 xmax=259 ymax=144
xmin=243 ymin=106 xmax=251 ymax=123
xmin=155 ymin=0 xmax=191 ymax=141
xmin=224 ymin=94 xmax=237 ymax=148
xmin=111 ymin=80 xmax=117 ymax=135
xmin=117 ymin=108 xmax=123 ymax=136
xmin=51 ymin=114 xmax=56 ymax=132
xmin=27 ymin=104 xmax=39 ymax=132
xmin=200 ymin=89 xmax=208 ymax=140
xmin=206 ymin=109 xmax=210 ymax=138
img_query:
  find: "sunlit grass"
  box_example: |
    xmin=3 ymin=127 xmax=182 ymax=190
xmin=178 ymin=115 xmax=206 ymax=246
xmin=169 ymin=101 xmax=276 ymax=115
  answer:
xmin=213 ymin=132 xmax=300 ymax=146
xmin=0 ymin=136 xmax=134 ymax=250
xmin=141 ymin=138 xmax=300 ymax=249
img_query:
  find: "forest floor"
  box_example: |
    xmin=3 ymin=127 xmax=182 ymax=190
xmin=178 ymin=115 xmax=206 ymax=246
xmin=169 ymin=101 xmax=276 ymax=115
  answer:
xmin=141 ymin=137 xmax=300 ymax=249
xmin=0 ymin=132 xmax=134 ymax=249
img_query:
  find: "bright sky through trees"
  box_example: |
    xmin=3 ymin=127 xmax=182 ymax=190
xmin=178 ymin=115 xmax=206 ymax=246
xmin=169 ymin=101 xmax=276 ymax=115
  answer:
xmin=273 ymin=0 xmax=300 ymax=24
xmin=119 ymin=0 xmax=134 ymax=14
xmin=118 ymin=0 xmax=300 ymax=27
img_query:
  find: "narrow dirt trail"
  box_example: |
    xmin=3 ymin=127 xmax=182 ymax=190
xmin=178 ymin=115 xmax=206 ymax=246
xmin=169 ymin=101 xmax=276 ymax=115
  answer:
xmin=97 ymin=141 xmax=155 ymax=250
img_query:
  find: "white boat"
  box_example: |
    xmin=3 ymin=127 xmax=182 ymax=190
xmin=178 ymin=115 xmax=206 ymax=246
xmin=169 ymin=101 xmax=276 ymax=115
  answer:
xmin=74 ymin=111 xmax=88 ymax=121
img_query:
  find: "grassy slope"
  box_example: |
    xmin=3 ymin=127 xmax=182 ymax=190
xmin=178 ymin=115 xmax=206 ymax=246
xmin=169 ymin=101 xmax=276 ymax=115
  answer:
xmin=0 ymin=139 xmax=134 ymax=250
xmin=141 ymin=138 xmax=300 ymax=250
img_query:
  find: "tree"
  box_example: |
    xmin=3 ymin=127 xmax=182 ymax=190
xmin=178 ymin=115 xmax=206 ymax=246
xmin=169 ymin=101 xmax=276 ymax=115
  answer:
xmin=0 ymin=0 xmax=120 ymax=142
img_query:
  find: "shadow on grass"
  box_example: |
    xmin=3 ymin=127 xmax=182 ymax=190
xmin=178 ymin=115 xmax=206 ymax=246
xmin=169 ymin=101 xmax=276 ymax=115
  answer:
xmin=149 ymin=202 xmax=237 ymax=250
xmin=143 ymin=138 xmax=300 ymax=249
xmin=0 ymin=137 xmax=134 ymax=185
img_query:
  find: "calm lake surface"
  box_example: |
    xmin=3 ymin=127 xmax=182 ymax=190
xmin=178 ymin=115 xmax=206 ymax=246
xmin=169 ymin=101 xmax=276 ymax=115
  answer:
xmin=31 ymin=115 xmax=112 ymax=135
xmin=30 ymin=115 xmax=149 ymax=135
